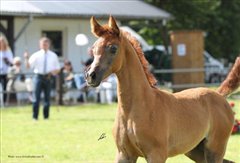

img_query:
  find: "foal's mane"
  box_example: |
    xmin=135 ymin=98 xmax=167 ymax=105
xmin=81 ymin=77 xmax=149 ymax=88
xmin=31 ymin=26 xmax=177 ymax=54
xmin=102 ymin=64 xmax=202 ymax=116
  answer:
xmin=121 ymin=30 xmax=157 ymax=87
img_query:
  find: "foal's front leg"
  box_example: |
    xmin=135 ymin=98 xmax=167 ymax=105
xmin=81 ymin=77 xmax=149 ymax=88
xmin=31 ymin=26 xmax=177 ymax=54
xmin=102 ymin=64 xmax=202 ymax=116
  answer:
xmin=146 ymin=148 xmax=167 ymax=163
xmin=115 ymin=152 xmax=137 ymax=163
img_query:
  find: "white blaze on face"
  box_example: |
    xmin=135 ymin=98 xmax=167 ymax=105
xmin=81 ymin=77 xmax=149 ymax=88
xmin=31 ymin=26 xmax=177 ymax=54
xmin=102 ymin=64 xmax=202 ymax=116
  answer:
xmin=88 ymin=55 xmax=100 ymax=74
xmin=89 ymin=38 xmax=106 ymax=72
xmin=94 ymin=46 xmax=100 ymax=55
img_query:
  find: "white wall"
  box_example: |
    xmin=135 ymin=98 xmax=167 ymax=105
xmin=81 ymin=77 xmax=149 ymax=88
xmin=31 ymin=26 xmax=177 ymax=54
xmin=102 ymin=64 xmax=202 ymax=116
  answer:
xmin=14 ymin=17 xmax=99 ymax=72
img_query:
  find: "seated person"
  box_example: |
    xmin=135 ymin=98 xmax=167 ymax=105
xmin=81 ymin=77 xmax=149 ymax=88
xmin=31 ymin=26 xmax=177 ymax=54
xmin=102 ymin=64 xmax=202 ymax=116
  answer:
xmin=97 ymin=74 xmax=117 ymax=104
xmin=6 ymin=57 xmax=33 ymax=104
xmin=63 ymin=60 xmax=76 ymax=89
xmin=62 ymin=60 xmax=78 ymax=103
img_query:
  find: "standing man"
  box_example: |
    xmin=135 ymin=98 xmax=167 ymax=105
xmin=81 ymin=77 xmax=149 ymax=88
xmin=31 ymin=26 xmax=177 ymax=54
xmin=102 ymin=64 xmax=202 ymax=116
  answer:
xmin=24 ymin=37 xmax=60 ymax=120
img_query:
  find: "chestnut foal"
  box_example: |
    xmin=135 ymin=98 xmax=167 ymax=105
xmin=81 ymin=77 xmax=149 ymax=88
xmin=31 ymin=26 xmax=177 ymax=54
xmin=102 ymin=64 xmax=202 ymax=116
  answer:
xmin=86 ymin=16 xmax=237 ymax=163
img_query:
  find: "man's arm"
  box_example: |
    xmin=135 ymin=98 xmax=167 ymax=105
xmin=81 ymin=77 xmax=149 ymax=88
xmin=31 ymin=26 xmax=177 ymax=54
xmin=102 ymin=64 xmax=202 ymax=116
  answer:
xmin=50 ymin=53 xmax=61 ymax=76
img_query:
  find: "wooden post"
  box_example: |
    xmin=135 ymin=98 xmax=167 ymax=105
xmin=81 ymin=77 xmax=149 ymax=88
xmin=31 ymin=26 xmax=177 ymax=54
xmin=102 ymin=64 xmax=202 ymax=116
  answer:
xmin=56 ymin=68 xmax=64 ymax=105
xmin=170 ymin=30 xmax=204 ymax=92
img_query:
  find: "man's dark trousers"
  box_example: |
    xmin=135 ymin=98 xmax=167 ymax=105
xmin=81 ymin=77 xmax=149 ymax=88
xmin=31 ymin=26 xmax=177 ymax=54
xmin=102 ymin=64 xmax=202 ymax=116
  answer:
xmin=33 ymin=75 xmax=51 ymax=119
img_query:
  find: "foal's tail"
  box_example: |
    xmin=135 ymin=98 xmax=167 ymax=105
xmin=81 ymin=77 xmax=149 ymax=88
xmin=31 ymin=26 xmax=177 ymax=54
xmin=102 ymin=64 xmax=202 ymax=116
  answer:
xmin=217 ymin=57 xmax=240 ymax=97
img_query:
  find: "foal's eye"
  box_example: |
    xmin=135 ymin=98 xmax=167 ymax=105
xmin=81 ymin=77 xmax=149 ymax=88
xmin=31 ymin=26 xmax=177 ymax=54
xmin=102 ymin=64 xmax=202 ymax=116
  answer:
xmin=109 ymin=45 xmax=118 ymax=54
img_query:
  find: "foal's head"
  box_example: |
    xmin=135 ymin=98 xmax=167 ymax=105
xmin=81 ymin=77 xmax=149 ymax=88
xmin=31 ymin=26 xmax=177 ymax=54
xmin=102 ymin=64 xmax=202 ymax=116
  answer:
xmin=85 ymin=16 xmax=123 ymax=87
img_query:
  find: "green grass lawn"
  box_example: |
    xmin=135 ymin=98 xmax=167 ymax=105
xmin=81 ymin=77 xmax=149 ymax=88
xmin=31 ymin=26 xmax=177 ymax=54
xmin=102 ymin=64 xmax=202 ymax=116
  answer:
xmin=1 ymin=97 xmax=240 ymax=163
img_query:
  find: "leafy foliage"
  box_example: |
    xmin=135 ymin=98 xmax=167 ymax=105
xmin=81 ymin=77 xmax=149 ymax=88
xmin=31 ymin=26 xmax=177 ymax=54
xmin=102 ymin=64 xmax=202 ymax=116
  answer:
xmin=122 ymin=0 xmax=240 ymax=62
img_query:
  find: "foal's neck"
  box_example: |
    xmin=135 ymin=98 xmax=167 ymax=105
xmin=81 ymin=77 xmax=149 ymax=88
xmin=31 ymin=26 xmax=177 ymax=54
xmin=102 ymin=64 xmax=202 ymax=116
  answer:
xmin=115 ymin=39 xmax=153 ymax=114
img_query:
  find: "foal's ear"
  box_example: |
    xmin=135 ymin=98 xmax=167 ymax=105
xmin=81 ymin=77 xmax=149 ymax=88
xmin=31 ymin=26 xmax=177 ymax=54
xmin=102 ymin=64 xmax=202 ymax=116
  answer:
xmin=108 ymin=16 xmax=120 ymax=36
xmin=90 ymin=16 xmax=105 ymax=37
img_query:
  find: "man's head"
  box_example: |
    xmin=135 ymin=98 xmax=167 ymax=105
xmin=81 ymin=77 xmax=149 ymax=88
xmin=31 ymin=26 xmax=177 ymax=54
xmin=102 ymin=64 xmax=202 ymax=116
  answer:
xmin=39 ymin=37 xmax=51 ymax=51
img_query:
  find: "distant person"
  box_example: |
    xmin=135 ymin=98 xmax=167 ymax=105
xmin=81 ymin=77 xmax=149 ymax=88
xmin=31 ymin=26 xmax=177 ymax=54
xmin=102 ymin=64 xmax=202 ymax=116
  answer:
xmin=62 ymin=60 xmax=78 ymax=103
xmin=7 ymin=57 xmax=24 ymax=90
xmin=0 ymin=36 xmax=13 ymax=102
xmin=62 ymin=60 xmax=75 ymax=89
xmin=6 ymin=57 xmax=33 ymax=104
xmin=24 ymin=37 xmax=60 ymax=120
xmin=98 ymin=74 xmax=117 ymax=104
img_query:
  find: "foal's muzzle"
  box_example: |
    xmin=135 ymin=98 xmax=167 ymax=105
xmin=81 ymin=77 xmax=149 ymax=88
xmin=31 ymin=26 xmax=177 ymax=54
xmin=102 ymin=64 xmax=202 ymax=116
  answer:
xmin=85 ymin=68 xmax=101 ymax=87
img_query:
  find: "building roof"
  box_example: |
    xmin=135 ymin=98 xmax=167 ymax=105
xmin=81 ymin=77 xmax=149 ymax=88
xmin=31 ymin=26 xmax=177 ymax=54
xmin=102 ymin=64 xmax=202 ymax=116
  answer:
xmin=1 ymin=0 xmax=172 ymax=20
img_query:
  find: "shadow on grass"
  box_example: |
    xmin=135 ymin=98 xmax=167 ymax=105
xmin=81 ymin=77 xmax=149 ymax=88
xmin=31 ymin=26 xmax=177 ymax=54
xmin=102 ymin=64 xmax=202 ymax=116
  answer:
xmin=231 ymin=132 xmax=240 ymax=136
xmin=76 ymin=118 xmax=115 ymax=122
xmin=52 ymin=117 xmax=115 ymax=122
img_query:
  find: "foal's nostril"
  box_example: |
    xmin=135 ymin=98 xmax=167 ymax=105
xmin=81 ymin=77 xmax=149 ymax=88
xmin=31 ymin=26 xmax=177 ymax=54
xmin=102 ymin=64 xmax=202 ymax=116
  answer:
xmin=89 ymin=71 xmax=96 ymax=80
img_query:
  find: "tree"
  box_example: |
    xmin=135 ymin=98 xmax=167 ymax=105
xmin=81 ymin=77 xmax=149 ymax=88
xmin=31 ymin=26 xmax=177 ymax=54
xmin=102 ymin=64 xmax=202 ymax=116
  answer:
xmin=207 ymin=0 xmax=240 ymax=61
xmin=123 ymin=0 xmax=240 ymax=62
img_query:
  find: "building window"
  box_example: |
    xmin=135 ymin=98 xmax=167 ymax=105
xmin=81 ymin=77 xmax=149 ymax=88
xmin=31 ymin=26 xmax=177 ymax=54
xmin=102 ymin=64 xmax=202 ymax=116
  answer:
xmin=42 ymin=31 xmax=63 ymax=57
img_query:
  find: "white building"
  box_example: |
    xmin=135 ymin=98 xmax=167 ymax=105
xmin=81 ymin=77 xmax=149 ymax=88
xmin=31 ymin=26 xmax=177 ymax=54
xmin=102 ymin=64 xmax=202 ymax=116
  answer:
xmin=1 ymin=0 xmax=171 ymax=71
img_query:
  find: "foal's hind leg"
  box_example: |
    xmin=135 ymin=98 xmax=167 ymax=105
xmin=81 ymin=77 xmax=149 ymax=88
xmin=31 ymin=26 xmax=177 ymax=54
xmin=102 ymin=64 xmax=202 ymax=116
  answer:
xmin=185 ymin=140 xmax=206 ymax=163
xmin=223 ymin=159 xmax=235 ymax=163
xmin=204 ymin=135 xmax=233 ymax=163
xmin=204 ymin=146 xmax=235 ymax=163
xmin=185 ymin=139 xmax=235 ymax=163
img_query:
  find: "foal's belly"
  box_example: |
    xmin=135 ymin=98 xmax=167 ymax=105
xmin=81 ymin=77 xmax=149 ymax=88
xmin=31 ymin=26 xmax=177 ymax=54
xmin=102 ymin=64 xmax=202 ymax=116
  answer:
xmin=167 ymin=113 xmax=210 ymax=156
xmin=168 ymin=134 xmax=206 ymax=157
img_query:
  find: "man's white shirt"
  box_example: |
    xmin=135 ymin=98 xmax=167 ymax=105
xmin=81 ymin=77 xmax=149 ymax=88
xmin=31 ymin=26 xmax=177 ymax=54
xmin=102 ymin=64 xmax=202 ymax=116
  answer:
xmin=29 ymin=49 xmax=60 ymax=74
